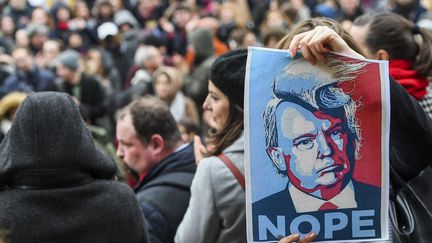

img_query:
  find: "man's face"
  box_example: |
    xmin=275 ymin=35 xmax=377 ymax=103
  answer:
xmin=116 ymin=113 xmax=156 ymax=174
xmin=12 ymin=48 xmax=32 ymax=72
xmin=274 ymin=102 xmax=352 ymax=199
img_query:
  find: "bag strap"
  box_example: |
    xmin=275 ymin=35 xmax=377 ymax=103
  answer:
xmin=218 ymin=153 xmax=245 ymax=190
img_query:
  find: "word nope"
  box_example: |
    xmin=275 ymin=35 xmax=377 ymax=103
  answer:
xmin=258 ymin=210 xmax=376 ymax=240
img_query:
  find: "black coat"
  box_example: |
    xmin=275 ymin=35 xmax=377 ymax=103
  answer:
xmin=389 ymin=77 xmax=432 ymax=180
xmin=57 ymin=74 xmax=105 ymax=123
xmin=0 ymin=92 xmax=148 ymax=243
xmin=135 ymin=143 xmax=196 ymax=243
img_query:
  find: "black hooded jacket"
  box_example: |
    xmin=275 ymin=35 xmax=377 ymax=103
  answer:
xmin=0 ymin=92 xmax=148 ymax=243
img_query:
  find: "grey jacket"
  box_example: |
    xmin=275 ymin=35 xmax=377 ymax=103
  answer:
xmin=175 ymin=133 xmax=246 ymax=243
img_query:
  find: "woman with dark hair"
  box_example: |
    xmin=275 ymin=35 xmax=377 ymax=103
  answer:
xmin=350 ymin=12 xmax=432 ymax=116
xmin=175 ymin=49 xmax=247 ymax=243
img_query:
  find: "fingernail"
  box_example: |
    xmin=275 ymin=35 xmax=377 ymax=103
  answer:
xmin=293 ymin=234 xmax=300 ymax=238
xmin=309 ymin=232 xmax=316 ymax=238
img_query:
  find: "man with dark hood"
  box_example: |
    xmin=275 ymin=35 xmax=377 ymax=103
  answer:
xmin=0 ymin=92 xmax=148 ymax=243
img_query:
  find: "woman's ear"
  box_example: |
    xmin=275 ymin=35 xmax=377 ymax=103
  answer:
xmin=375 ymin=49 xmax=390 ymax=60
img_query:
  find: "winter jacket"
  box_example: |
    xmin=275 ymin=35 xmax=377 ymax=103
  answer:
xmin=136 ymin=143 xmax=196 ymax=243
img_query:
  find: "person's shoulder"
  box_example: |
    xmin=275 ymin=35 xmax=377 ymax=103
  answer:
xmin=198 ymin=155 xmax=222 ymax=168
xmin=198 ymin=153 xmax=239 ymax=172
xmin=193 ymin=155 xmax=230 ymax=187
xmin=161 ymin=144 xmax=196 ymax=173
xmin=252 ymin=188 xmax=294 ymax=216
xmin=81 ymin=74 xmax=101 ymax=86
xmin=253 ymin=189 xmax=291 ymax=207
xmin=137 ymin=170 xmax=193 ymax=194
xmin=38 ymin=68 xmax=55 ymax=78
xmin=94 ymin=179 xmax=137 ymax=197
xmin=353 ymin=180 xmax=381 ymax=210
xmin=79 ymin=180 xmax=141 ymax=213
xmin=353 ymin=180 xmax=380 ymax=195
xmin=3 ymin=73 xmax=18 ymax=83
xmin=175 ymin=142 xmax=194 ymax=158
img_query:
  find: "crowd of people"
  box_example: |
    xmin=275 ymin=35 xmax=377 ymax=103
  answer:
xmin=1 ymin=0 xmax=432 ymax=242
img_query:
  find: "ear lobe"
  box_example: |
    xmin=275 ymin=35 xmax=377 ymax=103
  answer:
xmin=268 ymin=146 xmax=287 ymax=172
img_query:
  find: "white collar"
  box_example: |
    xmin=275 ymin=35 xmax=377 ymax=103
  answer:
xmin=289 ymin=181 xmax=357 ymax=213
xmin=174 ymin=142 xmax=189 ymax=153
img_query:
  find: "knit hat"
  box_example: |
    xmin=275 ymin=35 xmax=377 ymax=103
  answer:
xmin=58 ymin=49 xmax=80 ymax=71
xmin=209 ymin=48 xmax=248 ymax=109
xmin=114 ymin=10 xmax=139 ymax=29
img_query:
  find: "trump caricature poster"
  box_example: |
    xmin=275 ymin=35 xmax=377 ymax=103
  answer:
xmin=245 ymin=47 xmax=390 ymax=242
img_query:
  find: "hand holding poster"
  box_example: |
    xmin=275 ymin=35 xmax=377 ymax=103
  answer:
xmin=245 ymin=47 xmax=390 ymax=242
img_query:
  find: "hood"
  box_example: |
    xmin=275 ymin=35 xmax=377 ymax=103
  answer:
xmin=0 ymin=92 xmax=116 ymax=186
xmin=188 ymin=28 xmax=214 ymax=62
xmin=114 ymin=10 xmax=140 ymax=29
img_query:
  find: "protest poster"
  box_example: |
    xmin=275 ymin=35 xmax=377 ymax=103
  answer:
xmin=244 ymin=47 xmax=390 ymax=242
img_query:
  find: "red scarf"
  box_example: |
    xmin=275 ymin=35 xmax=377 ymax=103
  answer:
xmin=389 ymin=59 xmax=429 ymax=100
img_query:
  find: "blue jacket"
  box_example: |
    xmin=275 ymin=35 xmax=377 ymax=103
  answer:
xmin=1 ymin=65 xmax=56 ymax=98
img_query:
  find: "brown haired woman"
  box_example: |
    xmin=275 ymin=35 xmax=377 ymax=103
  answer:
xmin=175 ymin=49 xmax=247 ymax=243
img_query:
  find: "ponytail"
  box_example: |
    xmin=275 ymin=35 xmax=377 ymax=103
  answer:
xmin=414 ymin=26 xmax=432 ymax=78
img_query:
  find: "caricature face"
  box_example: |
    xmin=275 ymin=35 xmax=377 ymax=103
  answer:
xmin=274 ymin=102 xmax=352 ymax=198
